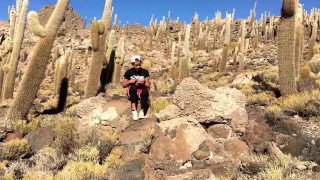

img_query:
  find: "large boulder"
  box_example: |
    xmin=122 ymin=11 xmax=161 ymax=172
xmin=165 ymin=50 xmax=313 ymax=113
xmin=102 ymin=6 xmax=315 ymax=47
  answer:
xmin=25 ymin=126 xmax=56 ymax=154
xmin=149 ymin=117 xmax=209 ymax=165
xmin=156 ymin=78 xmax=248 ymax=133
xmin=114 ymin=159 xmax=145 ymax=180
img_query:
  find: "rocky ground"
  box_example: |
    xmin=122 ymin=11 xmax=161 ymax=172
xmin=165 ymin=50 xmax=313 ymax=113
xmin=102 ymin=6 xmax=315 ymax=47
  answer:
xmin=0 ymin=4 xmax=320 ymax=180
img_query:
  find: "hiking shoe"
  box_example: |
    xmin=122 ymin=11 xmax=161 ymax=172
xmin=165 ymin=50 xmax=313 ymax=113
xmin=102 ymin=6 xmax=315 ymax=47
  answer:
xmin=132 ymin=111 xmax=139 ymax=121
xmin=139 ymin=111 xmax=145 ymax=119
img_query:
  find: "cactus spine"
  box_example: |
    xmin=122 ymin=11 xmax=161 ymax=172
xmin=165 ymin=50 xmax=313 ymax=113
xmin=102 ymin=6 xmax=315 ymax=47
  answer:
xmin=179 ymin=24 xmax=191 ymax=82
xmin=278 ymin=0 xmax=298 ymax=96
xmin=219 ymin=14 xmax=231 ymax=73
xmin=7 ymin=0 xmax=71 ymax=121
xmin=3 ymin=0 xmax=28 ymax=100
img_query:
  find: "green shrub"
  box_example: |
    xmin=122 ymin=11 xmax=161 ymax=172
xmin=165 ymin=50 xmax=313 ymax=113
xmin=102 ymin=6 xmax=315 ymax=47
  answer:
xmin=2 ymin=139 xmax=30 ymax=160
xmin=31 ymin=147 xmax=66 ymax=172
xmin=70 ymin=145 xmax=100 ymax=163
xmin=151 ymin=98 xmax=171 ymax=114
xmin=54 ymin=117 xmax=77 ymax=155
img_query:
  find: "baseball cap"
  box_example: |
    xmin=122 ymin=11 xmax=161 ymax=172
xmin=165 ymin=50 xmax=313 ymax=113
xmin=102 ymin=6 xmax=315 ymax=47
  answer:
xmin=131 ymin=55 xmax=142 ymax=63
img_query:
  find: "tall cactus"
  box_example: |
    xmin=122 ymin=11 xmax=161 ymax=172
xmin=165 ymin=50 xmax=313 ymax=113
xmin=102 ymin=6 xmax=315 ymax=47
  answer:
xmin=6 ymin=0 xmax=71 ymax=121
xmin=308 ymin=11 xmax=318 ymax=60
xmin=85 ymin=0 xmax=113 ymax=98
xmin=3 ymin=0 xmax=28 ymax=100
xmin=113 ymin=37 xmax=125 ymax=84
xmin=105 ymin=30 xmax=115 ymax=65
xmin=170 ymin=41 xmax=176 ymax=79
xmin=179 ymin=24 xmax=191 ymax=82
xmin=219 ymin=14 xmax=231 ymax=73
xmin=56 ymin=55 xmax=67 ymax=95
xmin=278 ymin=0 xmax=298 ymax=96
xmin=295 ymin=4 xmax=303 ymax=77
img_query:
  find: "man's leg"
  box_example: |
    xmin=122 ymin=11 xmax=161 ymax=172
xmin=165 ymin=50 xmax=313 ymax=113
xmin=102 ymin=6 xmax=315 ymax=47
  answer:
xmin=128 ymin=85 xmax=138 ymax=110
xmin=128 ymin=85 xmax=140 ymax=120
xmin=140 ymin=88 xmax=150 ymax=116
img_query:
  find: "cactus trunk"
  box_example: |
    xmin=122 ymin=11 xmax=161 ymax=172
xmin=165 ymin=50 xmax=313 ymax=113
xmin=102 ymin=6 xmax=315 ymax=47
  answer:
xmin=7 ymin=0 xmax=70 ymax=121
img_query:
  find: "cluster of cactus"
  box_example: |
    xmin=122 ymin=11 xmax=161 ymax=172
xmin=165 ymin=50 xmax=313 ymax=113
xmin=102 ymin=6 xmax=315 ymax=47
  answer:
xmin=6 ymin=0 xmax=71 ymax=121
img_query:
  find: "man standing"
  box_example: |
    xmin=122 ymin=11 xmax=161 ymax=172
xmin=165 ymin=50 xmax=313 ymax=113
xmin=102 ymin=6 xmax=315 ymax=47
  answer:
xmin=122 ymin=55 xmax=150 ymax=120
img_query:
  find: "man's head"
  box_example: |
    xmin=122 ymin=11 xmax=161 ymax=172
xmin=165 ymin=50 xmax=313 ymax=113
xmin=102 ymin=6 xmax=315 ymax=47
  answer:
xmin=131 ymin=55 xmax=142 ymax=71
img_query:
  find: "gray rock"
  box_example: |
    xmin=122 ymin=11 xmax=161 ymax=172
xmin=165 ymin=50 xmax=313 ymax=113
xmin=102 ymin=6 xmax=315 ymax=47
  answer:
xmin=114 ymin=159 xmax=145 ymax=180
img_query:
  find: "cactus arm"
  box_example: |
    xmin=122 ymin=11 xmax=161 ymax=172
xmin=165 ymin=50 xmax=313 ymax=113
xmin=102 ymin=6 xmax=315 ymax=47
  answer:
xmin=27 ymin=11 xmax=46 ymax=37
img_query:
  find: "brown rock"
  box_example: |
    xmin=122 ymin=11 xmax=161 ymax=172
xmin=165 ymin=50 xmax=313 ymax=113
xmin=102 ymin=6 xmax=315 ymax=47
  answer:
xmin=297 ymin=77 xmax=318 ymax=93
xmin=149 ymin=117 xmax=208 ymax=164
xmin=224 ymin=139 xmax=249 ymax=159
xmin=3 ymin=132 xmax=23 ymax=143
xmin=25 ymin=126 xmax=56 ymax=153
xmin=244 ymin=106 xmax=276 ymax=154
xmin=192 ymin=141 xmax=211 ymax=160
xmin=207 ymin=124 xmax=232 ymax=139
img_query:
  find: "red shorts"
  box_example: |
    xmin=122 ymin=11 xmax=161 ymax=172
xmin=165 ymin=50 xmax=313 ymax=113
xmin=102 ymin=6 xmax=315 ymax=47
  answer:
xmin=126 ymin=88 xmax=142 ymax=99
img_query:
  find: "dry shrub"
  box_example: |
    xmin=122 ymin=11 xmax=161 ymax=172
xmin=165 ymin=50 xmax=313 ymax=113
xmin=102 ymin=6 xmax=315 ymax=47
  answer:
xmin=106 ymin=85 xmax=126 ymax=97
xmin=277 ymin=90 xmax=320 ymax=117
xmin=65 ymin=105 xmax=77 ymax=116
xmin=307 ymin=54 xmax=320 ymax=74
xmin=300 ymin=65 xmax=311 ymax=79
xmin=104 ymin=148 xmax=128 ymax=177
xmin=55 ymin=161 xmax=107 ymax=180
xmin=12 ymin=119 xmax=40 ymax=135
xmin=0 ymin=172 xmax=15 ymax=180
xmin=54 ymin=117 xmax=77 ymax=155
xmin=2 ymin=139 xmax=30 ymax=160
xmin=239 ymin=154 xmax=296 ymax=180
xmin=6 ymin=160 xmax=30 ymax=179
xmin=98 ymin=131 xmax=120 ymax=161
xmin=70 ymin=145 xmax=100 ymax=163
xmin=264 ymin=105 xmax=283 ymax=124
xmin=22 ymin=170 xmax=54 ymax=180
xmin=313 ymin=45 xmax=320 ymax=55
xmin=139 ymin=125 xmax=157 ymax=153
xmin=30 ymin=147 xmax=66 ymax=172
xmin=247 ymin=92 xmax=276 ymax=106
xmin=262 ymin=70 xmax=279 ymax=84
xmin=150 ymin=98 xmax=171 ymax=115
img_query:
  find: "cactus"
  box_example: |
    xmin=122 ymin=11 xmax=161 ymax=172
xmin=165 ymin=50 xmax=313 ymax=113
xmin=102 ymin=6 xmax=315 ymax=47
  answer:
xmin=85 ymin=0 xmax=113 ymax=98
xmin=212 ymin=55 xmax=218 ymax=72
xmin=54 ymin=56 xmax=60 ymax=94
xmin=27 ymin=11 xmax=46 ymax=37
xmin=3 ymin=0 xmax=28 ymax=100
xmin=308 ymin=14 xmax=318 ymax=60
xmin=91 ymin=19 xmax=99 ymax=51
xmin=56 ymin=55 xmax=67 ymax=95
xmin=7 ymin=0 xmax=71 ymax=121
xmin=295 ymin=4 xmax=303 ymax=77
xmin=112 ymin=37 xmax=125 ymax=84
xmin=179 ymin=24 xmax=191 ymax=82
xmin=69 ymin=57 xmax=76 ymax=89
xmin=68 ymin=44 xmax=74 ymax=78
xmin=278 ymin=0 xmax=298 ymax=96
xmin=238 ymin=53 xmax=245 ymax=72
xmin=142 ymin=60 xmax=152 ymax=72
xmin=105 ymin=30 xmax=115 ymax=65
xmin=0 ymin=53 xmax=10 ymax=100
xmin=219 ymin=14 xmax=231 ymax=73
xmin=84 ymin=46 xmax=89 ymax=66
xmin=170 ymin=41 xmax=176 ymax=79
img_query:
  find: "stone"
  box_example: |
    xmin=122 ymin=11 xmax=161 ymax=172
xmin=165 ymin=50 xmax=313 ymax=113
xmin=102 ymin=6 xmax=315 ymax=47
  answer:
xmin=25 ymin=126 xmax=56 ymax=154
xmin=296 ymin=162 xmax=307 ymax=171
xmin=224 ymin=139 xmax=249 ymax=160
xmin=156 ymin=78 xmax=248 ymax=133
xmin=207 ymin=124 xmax=233 ymax=139
xmin=100 ymin=107 xmax=119 ymax=121
xmin=3 ymin=132 xmax=23 ymax=143
xmin=244 ymin=106 xmax=276 ymax=154
xmin=149 ymin=117 xmax=208 ymax=165
xmin=231 ymin=73 xmax=254 ymax=85
xmin=114 ymin=159 xmax=145 ymax=180
xmin=192 ymin=141 xmax=213 ymax=160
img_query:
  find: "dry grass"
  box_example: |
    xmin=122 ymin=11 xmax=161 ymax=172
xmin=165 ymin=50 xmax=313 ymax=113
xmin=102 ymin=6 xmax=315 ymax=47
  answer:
xmin=238 ymin=154 xmax=297 ymax=180
xmin=247 ymin=92 xmax=276 ymax=106
xmin=265 ymin=105 xmax=283 ymax=124
xmin=30 ymin=147 xmax=66 ymax=172
xmin=2 ymin=139 xmax=30 ymax=160
xmin=54 ymin=117 xmax=77 ymax=155
xmin=12 ymin=119 xmax=40 ymax=135
xmin=150 ymin=98 xmax=171 ymax=115
xmin=104 ymin=148 xmax=128 ymax=178
xmin=277 ymin=90 xmax=320 ymax=117
xmin=139 ymin=125 xmax=157 ymax=153
xmin=70 ymin=145 xmax=100 ymax=163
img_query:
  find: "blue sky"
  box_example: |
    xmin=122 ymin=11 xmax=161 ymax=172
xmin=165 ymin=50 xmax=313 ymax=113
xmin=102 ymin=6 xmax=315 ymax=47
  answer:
xmin=0 ymin=0 xmax=318 ymax=26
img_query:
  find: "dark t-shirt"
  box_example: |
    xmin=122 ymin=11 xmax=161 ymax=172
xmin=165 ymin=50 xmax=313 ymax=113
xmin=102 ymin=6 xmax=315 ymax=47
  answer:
xmin=124 ymin=68 xmax=150 ymax=87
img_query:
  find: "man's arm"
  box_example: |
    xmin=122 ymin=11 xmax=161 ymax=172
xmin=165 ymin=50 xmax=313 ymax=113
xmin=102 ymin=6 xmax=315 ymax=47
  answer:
xmin=144 ymin=70 xmax=151 ymax=88
xmin=122 ymin=70 xmax=134 ymax=88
